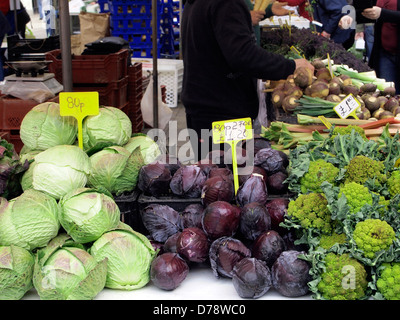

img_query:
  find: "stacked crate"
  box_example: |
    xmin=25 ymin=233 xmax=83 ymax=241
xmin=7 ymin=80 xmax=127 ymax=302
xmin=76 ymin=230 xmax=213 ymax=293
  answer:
xmin=108 ymin=0 xmax=161 ymax=58
xmin=128 ymin=62 xmax=145 ymax=133
xmin=159 ymin=0 xmax=181 ymax=57
xmin=46 ymin=49 xmax=131 ymax=115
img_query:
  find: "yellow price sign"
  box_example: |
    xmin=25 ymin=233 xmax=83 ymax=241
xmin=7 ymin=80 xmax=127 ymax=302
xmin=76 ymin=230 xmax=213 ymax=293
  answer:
xmin=59 ymin=92 xmax=99 ymax=149
xmin=212 ymin=118 xmax=253 ymax=195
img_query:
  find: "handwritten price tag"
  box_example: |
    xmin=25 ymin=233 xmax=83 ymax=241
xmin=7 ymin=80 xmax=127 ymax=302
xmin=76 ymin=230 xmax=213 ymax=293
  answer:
xmin=334 ymin=94 xmax=361 ymax=119
xmin=212 ymin=118 xmax=253 ymax=195
xmin=60 ymin=92 xmax=99 ymax=149
xmin=212 ymin=118 xmax=253 ymax=144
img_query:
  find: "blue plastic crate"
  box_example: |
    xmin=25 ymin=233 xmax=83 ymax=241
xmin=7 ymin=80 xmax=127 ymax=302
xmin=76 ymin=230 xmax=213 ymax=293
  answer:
xmin=112 ymin=30 xmax=156 ymax=45
xmin=109 ymin=0 xmax=161 ymax=17
xmin=110 ymin=16 xmax=155 ymax=32
xmin=131 ymin=45 xmax=160 ymax=58
xmin=98 ymin=0 xmax=110 ymax=12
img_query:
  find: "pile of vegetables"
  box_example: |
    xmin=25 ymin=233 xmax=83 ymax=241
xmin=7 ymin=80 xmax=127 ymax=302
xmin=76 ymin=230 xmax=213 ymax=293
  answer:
xmin=0 ymin=101 xmax=162 ymax=300
xmin=261 ymin=26 xmax=371 ymax=72
xmin=270 ymin=59 xmax=397 ymax=121
xmin=283 ymin=125 xmax=400 ymax=300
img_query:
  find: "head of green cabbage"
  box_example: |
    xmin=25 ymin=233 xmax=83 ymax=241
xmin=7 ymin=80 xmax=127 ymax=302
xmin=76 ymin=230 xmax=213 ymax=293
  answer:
xmin=0 ymin=189 xmax=60 ymax=251
xmin=89 ymin=223 xmax=156 ymax=290
xmin=82 ymin=106 xmax=132 ymax=154
xmin=0 ymin=245 xmax=35 ymax=300
xmin=33 ymin=234 xmax=107 ymax=300
xmin=123 ymin=133 xmax=161 ymax=165
xmin=59 ymin=188 xmax=121 ymax=244
xmin=21 ymin=144 xmax=91 ymax=200
xmin=87 ymin=145 xmax=144 ymax=196
xmin=20 ymin=102 xmax=77 ymax=151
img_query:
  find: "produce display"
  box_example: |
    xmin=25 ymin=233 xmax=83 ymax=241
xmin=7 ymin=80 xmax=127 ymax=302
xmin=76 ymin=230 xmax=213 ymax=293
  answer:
xmin=2 ymin=35 xmax=400 ymax=301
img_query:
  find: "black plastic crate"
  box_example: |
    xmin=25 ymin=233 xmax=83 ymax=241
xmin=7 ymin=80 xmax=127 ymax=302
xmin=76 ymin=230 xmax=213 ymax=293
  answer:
xmin=114 ymin=190 xmax=147 ymax=234
xmin=138 ymin=194 xmax=203 ymax=214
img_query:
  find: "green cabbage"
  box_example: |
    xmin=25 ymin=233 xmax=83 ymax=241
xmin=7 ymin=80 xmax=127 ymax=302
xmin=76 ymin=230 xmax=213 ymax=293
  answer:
xmin=0 ymin=245 xmax=35 ymax=300
xmin=33 ymin=234 xmax=107 ymax=300
xmin=21 ymin=145 xmax=91 ymax=200
xmin=89 ymin=225 xmax=156 ymax=290
xmin=59 ymin=188 xmax=120 ymax=244
xmin=123 ymin=133 xmax=161 ymax=165
xmin=87 ymin=145 xmax=144 ymax=196
xmin=0 ymin=189 xmax=60 ymax=250
xmin=82 ymin=106 xmax=132 ymax=154
xmin=20 ymin=102 xmax=77 ymax=150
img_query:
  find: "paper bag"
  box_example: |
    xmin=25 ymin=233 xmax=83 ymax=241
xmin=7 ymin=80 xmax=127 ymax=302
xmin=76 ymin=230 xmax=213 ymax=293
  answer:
xmin=78 ymin=11 xmax=110 ymax=55
xmin=141 ymin=77 xmax=173 ymax=130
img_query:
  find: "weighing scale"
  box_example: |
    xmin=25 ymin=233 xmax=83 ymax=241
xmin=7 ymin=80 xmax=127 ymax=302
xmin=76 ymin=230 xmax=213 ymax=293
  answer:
xmin=2 ymin=61 xmax=64 ymax=98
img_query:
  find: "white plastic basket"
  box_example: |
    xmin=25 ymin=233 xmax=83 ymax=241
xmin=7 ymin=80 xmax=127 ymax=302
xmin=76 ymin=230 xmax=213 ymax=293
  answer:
xmin=132 ymin=58 xmax=183 ymax=108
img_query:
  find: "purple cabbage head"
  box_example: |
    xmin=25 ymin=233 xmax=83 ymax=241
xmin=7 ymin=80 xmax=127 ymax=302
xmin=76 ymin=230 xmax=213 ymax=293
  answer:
xmin=209 ymin=237 xmax=251 ymax=278
xmin=141 ymin=204 xmax=182 ymax=242
xmin=201 ymin=175 xmax=234 ymax=207
xmin=150 ymin=252 xmax=189 ymax=290
xmin=236 ymin=173 xmax=268 ymax=206
xmin=239 ymin=202 xmax=271 ymax=241
xmin=232 ymin=257 xmax=272 ymax=299
xmin=176 ymin=227 xmax=210 ymax=263
xmin=138 ymin=161 xmax=172 ymax=197
xmin=180 ymin=203 xmax=204 ymax=229
xmin=202 ymin=201 xmax=241 ymax=240
xmin=170 ymin=165 xmax=207 ymax=198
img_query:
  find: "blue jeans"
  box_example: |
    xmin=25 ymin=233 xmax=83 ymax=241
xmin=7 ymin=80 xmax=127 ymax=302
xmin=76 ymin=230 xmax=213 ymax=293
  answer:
xmin=364 ymin=24 xmax=374 ymax=61
xmin=379 ymin=49 xmax=400 ymax=94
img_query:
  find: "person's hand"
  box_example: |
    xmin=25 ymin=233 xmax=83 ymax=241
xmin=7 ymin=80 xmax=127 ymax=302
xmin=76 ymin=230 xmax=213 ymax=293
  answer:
xmin=321 ymin=30 xmax=331 ymax=39
xmin=294 ymin=58 xmax=315 ymax=74
xmin=339 ymin=15 xmax=353 ymax=29
xmin=271 ymin=2 xmax=294 ymax=16
xmin=362 ymin=6 xmax=382 ymax=20
xmin=250 ymin=10 xmax=265 ymax=26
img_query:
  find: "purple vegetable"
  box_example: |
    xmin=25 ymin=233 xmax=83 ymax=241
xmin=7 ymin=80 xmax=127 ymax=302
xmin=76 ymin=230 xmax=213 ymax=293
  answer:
xmin=170 ymin=165 xmax=207 ymax=198
xmin=202 ymin=201 xmax=241 ymax=240
xmin=156 ymin=154 xmax=181 ymax=175
xmin=232 ymin=257 xmax=272 ymax=299
xmin=163 ymin=232 xmax=181 ymax=253
xmin=180 ymin=203 xmax=204 ymax=229
xmin=238 ymin=166 xmax=267 ymax=186
xmin=201 ymin=175 xmax=234 ymax=207
xmin=271 ymin=250 xmax=311 ymax=297
xmin=138 ymin=161 xmax=172 ymax=197
xmin=209 ymin=237 xmax=251 ymax=278
xmin=208 ymin=167 xmax=233 ymax=179
xmin=239 ymin=202 xmax=271 ymax=241
xmin=141 ymin=204 xmax=182 ymax=242
xmin=176 ymin=227 xmax=210 ymax=263
xmin=266 ymin=198 xmax=289 ymax=234
xmin=236 ymin=173 xmax=268 ymax=206
xmin=252 ymin=230 xmax=286 ymax=267
xmin=150 ymin=252 xmax=189 ymax=291
xmin=266 ymin=171 xmax=288 ymax=194
xmin=254 ymin=148 xmax=286 ymax=175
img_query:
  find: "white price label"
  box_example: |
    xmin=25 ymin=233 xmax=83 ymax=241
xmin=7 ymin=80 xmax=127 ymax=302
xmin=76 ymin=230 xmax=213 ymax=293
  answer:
xmin=334 ymin=94 xmax=361 ymax=119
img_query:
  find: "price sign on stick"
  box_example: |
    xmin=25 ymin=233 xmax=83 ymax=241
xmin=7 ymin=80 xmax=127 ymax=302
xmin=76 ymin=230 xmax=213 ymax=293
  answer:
xmin=333 ymin=94 xmax=361 ymax=120
xmin=59 ymin=92 xmax=99 ymax=149
xmin=212 ymin=118 xmax=253 ymax=195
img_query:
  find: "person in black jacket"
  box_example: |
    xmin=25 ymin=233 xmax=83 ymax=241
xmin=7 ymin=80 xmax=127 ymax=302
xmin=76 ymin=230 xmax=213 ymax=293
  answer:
xmin=181 ymin=0 xmax=314 ymax=161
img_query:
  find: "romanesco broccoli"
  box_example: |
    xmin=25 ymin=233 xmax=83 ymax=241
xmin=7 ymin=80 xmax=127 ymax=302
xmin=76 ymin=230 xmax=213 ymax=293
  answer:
xmin=376 ymin=262 xmax=400 ymax=300
xmin=331 ymin=125 xmax=368 ymax=141
xmin=387 ymin=170 xmax=400 ymax=197
xmin=300 ymin=159 xmax=339 ymax=194
xmin=287 ymin=192 xmax=332 ymax=234
xmin=317 ymin=252 xmax=368 ymax=300
xmin=318 ymin=232 xmax=347 ymax=250
xmin=353 ymin=218 xmax=396 ymax=259
xmin=344 ymin=155 xmax=387 ymax=186
xmin=339 ymin=182 xmax=373 ymax=214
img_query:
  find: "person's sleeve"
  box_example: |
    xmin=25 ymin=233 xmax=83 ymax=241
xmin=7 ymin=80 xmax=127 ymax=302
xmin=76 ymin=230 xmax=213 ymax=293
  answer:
xmin=277 ymin=0 xmax=305 ymax=6
xmin=211 ymin=0 xmax=296 ymax=80
xmin=319 ymin=0 xmax=346 ymax=34
xmin=264 ymin=3 xmax=273 ymax=18
xmin=379 ymin=8 xmax=400 ymax=23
